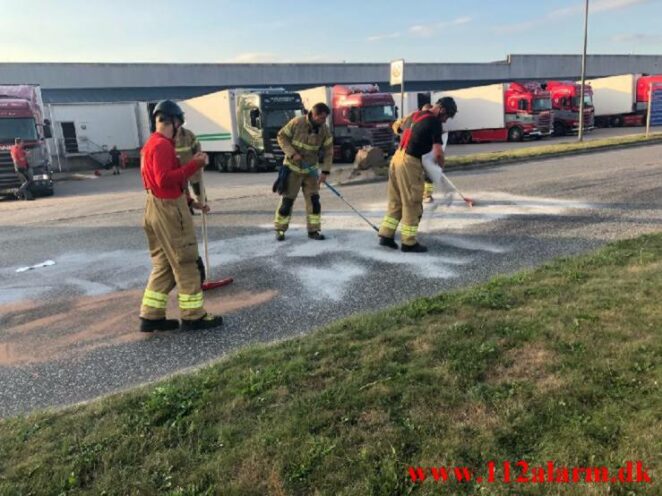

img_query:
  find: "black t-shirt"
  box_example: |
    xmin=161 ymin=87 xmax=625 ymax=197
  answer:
xmin=109 ymin=149 xmax=121 ymax=165
xmin=405 ymin=112 xmax=443 ymax=159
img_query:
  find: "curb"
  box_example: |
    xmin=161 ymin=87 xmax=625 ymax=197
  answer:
xmin=338 ymin=136 xmax=662 ymax=187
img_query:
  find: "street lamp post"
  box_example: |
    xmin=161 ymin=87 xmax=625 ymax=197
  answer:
xmin=578 ymin=0 xmax=589 ymax=142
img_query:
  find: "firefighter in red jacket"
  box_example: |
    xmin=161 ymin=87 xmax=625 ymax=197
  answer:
xmin=139 ymin=100 xmax=224 ymax=332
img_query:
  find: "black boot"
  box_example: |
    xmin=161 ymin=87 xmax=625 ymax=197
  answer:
xmin=276 ymin=230 xmax=285 ymax=241
xmin=140 ymin=317 xmax=180 ymax=332
xmin=401 ymin=242 xmax=428 ymax=253
xmin=378 ymin=236 xmax=398 ymax=249
xmin=180 ymin=313 xmax=224 ymax=331
xmin=308 ymin=231 xmax=325 ymax=240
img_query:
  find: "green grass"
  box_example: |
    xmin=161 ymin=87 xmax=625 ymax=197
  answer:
xmin=374 ymin=132 xmax=662 ymax=177
xmin=1 ymin=234 xmax=662 ymax=495
xmin=446 ymin=131 xmax=662 ymax=168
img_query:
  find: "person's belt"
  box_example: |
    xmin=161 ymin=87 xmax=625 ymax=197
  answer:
xmin=286 ymin=162 xmax=318 ymax=174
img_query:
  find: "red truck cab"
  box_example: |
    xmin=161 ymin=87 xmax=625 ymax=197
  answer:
xmin=546 ymin=81 xmax=595 ymax=135
xmin=332 ymin=84 xmax=396 ymax=162
xmin=0 ymin=85 xmax=54 ymax=197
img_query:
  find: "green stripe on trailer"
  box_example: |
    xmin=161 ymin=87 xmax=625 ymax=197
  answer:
xmin=197 ymin=133 xmax=232 ymax=138
xmin=198 ymin=135 xmax=232 ymax=141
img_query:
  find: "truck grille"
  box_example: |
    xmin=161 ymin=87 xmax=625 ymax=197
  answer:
xmin=536 ymin=112 xmax=552 ymax=133
xmin=268 ymin=138 xmax=285 ymax=159
xmin=370 ymin=128 xmax=395 ymax=154
xmin=0 ymin=150 xmax=19 ymax=191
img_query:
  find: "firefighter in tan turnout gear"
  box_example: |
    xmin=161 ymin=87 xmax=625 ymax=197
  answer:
xmin=139 ymin=100 xmax=224 ymax=332
xmin=392 ymin=103 xmax=436 ymax=203
xmin=274 ymin=102 xmax=333 ymax=241
xmin=378 ymin=97 xmax=457 ymax=253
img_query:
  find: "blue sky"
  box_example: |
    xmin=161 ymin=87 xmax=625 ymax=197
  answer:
xmin=1 ymin=0 xmax=661 ymax=63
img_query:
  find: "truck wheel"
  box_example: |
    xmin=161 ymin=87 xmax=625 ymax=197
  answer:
xmin=459 ymin=131 xmax=472 ymax=144
xmin=230 ymin=154 xmax=246 ymax=172
xmin=214 ymin=154 xmax=228 ymax=172
xmin=341 ymin=144 xmax=356 ymax=164
xmin=610 ymin=116 xmax=623 ymax=127
xmin=553 ymin=121 xmax=567 ymax=137
xmin=508 ymin=126 xmax=523 ymax=142
xmin=246 ymin=150 xmax=259 ymax=173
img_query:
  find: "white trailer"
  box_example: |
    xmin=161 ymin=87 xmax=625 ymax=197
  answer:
xmin=298 ymin=86 xmax=333 ymax=127
xmin=178 ymin=90 xmax=238 ymax=156
xmin=391 ymin=92 xmax=431 ymax=117
xmin=432 ymin=84 xmax=505 ymax=133
xmin=586 ymin=74 xmax=637 ymax=118
xmin=179 ymin=88 xmax=305 ymax=172
xmin=49 ymin=102 xmax=143 ymax=154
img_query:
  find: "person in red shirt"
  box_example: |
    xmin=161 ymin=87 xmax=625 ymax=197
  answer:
xmin=139 ymin=100 xmax=224 ymax=332
xmin=10 ymin=138 xmax=34 ymax=201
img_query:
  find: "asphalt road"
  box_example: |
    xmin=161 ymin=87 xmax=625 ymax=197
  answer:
xmin=1 ymin=142 xmax=661 ymax=417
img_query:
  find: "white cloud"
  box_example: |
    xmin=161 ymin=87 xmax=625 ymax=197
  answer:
xmin=368 ymin=16 xmax=471 ymax=41
xmin=367 ymin=32 xmax=401 ymax=42
xmin=494 ymin=0 xmax=650 ymax=34
xmin=611 ymin=32 xmax=662 ymax=43
xmin=225 ymin=52 xmax=343 ymax=63
xmin=409 ymin=17 xmax=472 ymax=38
xmin=229 ymin=52 xmax=281 ymax=63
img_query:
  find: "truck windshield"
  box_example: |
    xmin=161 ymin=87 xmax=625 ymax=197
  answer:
xmin=533 ymin=98 xmax=552 ymax=111
xmin=0 ymin=117 xmax=38 ymax=144
xmin=263 ymin=108 xmax=304 ymax=128
xmin=572 ymin=95 xmax=593 ymax=107
xmin=362 ymin=105 xmax=395 ymax=123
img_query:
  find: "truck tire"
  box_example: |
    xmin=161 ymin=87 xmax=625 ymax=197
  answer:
xmin=230 ymin=154 xmax=246 ymax=172
xmin=214 ymin=154 xmax=228 ymax=172
xmin=508 ymin=126 xmax=523 ymax=142
xmin=341 ymin=144 xmax=356 ymax=164
xmin=553 ymin=121 xmax=567 ymax=137
xmin=610 ymin=116 xmax=623 ymax=127
xmin=246 ymin=150 xmax=259 ymax=173
xmin=459 ymin=131 xmax=472 ymax=144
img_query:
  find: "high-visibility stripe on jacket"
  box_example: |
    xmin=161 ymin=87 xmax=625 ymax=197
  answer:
xmin=277 ymin=114 xmax=333 ymax=172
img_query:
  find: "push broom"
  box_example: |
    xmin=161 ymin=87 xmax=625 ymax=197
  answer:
xmin=324 ymin=182 xmax=379 ymax=232
xmin=440 ymin=172 xmax=475 ymax=208
xmin=199 ymin=172 xmax=233 ymax=291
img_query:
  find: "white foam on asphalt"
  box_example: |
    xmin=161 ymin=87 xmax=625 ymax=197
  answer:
xmin=0 ymin=192 xmax=592 ymax=305
xmin=295 ymin=263 xmax=367 ymax=301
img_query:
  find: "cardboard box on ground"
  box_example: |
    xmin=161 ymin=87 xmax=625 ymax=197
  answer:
xmin=354 ymin=146 xmax=387 ymax=170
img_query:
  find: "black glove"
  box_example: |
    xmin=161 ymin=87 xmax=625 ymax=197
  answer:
xmin=196 ymin=256 xmax=206 ymax=285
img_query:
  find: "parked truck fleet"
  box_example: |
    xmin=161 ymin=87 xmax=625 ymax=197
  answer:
xmin=3 ymin=70 xmax=661 ymax=200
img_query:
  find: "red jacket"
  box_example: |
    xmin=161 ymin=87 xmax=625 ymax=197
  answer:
xmin=141 ymin=132 xmax=199 ymax=199
xmin=10 ymin=145 xmax=28 ymax=169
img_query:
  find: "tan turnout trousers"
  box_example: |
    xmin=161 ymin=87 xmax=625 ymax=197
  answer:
xmin=378 ymin=151 xmax=425 ymax=246
xmin=140 ymin=192 xmax=207 ymax=320
xmin=274 ymin=170 xmax=321 ymax=233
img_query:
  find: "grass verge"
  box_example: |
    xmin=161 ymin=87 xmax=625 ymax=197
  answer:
xmin=1 ymin=234 xmax=661 ymax=495
xmin=373 ymin=132 xmax=662 ymax=177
